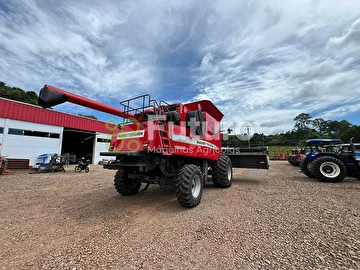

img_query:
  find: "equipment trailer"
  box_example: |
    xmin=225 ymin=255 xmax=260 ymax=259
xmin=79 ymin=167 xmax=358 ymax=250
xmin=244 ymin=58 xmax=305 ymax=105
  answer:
xmin=38 ymin=85 xmax=269 ymax=208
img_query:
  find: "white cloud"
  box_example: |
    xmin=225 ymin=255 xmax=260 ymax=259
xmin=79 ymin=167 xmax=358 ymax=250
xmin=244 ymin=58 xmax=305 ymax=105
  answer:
xmin=1 ymin=0 xmax=360 ymax=134
xmin=189 ymin=1 xmax=360 ymax=134
xmin=326 ymin=18 xmax=360 ymax=57
xmin=0 ymin=0 xmax=157 ymax=98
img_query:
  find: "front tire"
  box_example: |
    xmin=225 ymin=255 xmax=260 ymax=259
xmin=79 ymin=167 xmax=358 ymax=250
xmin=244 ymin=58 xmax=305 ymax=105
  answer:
xmin=212 ymin=155 xmax=233 ymax=188
xmin=294 ymin=157 xmax=301 ymax=166
xmin=310 ymin=156 xmax=347 ymax=182
xmin=74 ymin=166 xmax=81 ymax=172
xmin=114 ymin=169 xmax=141 ymax=196
xmin=175 ymin=164 xmax=203 ymax=208
xmin=300 ymin=158 xmax=314 ymax=178
xmin=289 ymin=156 xmax=295 ymax=165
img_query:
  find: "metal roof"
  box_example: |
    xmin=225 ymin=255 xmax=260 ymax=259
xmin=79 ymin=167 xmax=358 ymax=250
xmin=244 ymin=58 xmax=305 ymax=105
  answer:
xmin=306 ymin=138 xmax=342 ymax=143
xmin=0 ymin=97 xmax=115 ymax=134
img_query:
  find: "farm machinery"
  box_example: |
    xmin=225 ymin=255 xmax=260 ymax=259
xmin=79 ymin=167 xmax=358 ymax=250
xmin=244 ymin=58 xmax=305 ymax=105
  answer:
xmin=300 ymin=138 xmax=360 ymax=182
xmin=288 ymin=148 xmax=305 ymax=166
xmin=38 ymin=85 xmax=269 ymax=208
xmin=31 ymin=153 xmax=66 ymax=173
xmin=0 ymin=155 xmax=9 ymax=175
xmin=288 ymin=147 xmax=311 ymax=166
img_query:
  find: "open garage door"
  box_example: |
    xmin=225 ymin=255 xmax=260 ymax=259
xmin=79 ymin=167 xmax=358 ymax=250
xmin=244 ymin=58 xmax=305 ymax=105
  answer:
xmin=61 ymin=128 xmax=95 ymax=164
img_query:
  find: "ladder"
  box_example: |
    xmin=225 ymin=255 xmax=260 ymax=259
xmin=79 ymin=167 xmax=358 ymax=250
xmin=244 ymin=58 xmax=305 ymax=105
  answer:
xmin=157 ymin=101 xmax=172 ymax=155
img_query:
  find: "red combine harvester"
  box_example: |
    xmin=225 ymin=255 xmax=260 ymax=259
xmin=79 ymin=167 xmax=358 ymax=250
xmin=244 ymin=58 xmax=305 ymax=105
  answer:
xmin=39 ymin=85 xmax=269 ymax=208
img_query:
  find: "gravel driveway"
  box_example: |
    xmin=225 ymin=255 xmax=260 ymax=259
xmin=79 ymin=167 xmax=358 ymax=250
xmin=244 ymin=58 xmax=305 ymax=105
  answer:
xmin=0 ymin=161 xmax=359 ymax=269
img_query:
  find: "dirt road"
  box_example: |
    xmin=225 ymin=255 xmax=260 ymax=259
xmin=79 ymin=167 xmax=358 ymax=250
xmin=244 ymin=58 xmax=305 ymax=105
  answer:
xmin=0 ymin=161 xmax=359 ymax=269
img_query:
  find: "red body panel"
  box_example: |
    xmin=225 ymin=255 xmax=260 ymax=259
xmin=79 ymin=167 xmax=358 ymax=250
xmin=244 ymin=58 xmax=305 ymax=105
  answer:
xmin=107 ymin=105 xmax=223 ymax=161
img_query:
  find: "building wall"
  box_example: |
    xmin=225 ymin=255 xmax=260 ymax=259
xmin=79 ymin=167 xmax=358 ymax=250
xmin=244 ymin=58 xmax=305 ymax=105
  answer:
xmin=0 ymin=118 xmax=63 ymax=166
xmin=93 ymin=132 xmax=116 ymax=164
xmin=0 ymin=118 xmax=5 ymax=155
xmin=0 ymin=117 xmax=116 ymax=166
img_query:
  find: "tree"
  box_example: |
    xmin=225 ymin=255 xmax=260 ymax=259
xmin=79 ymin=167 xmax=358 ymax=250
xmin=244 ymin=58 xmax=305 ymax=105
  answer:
xmin=0 ymin=82 xmax=39 ymax=105
xmin=311 ymin=118 xmax=326 ymax=133
xmin=77 ymin=114 xmax=98 ymax=120
xmin=294 ymin=113 xmax=312 ymax=131
xmin=331 ymin=120 xmax=351 ymax=136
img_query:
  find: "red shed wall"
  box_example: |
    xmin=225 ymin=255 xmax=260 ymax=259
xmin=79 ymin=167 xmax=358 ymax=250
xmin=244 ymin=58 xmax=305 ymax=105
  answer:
xmin=0 ymin=98 xmax=114 ymax=134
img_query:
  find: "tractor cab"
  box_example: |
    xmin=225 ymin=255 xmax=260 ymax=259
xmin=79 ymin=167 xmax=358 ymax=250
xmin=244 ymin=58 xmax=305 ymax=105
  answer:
xmin=32 ymin=153 xmax=65 ymax=173
xmin=34 ymin=153 xmax=58 ymax=169
xmin=305 ymin=139 xmax=342 ymax=153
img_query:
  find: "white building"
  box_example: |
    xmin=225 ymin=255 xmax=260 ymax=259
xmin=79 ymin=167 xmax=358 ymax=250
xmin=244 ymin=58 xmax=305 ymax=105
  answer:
xmin=0 ymin=97 xmax=116 ymax=168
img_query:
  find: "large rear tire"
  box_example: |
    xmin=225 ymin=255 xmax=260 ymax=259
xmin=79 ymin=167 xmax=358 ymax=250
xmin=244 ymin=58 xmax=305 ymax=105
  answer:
xmin=175 ymin=164 xmax=203 ymax=208
xmin=114 ymin=169 xmax=141 ymax=196
xmin=300 ymin=158 xmax=314 ymax=178
xmin=212 ymin=155 xmax=233 ymax=188
xmin=310 ymin=156 xmax=347 ymax=182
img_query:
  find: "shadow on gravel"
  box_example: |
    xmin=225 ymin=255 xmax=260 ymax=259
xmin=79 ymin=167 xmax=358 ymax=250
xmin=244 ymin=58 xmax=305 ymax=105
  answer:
xmin=234 ymin=178 xmax=265 ymax=185
xmin=59 ymin=177 xmax=264 ymax=219
xmin=59 ymin=184 xmax=189 ymax=220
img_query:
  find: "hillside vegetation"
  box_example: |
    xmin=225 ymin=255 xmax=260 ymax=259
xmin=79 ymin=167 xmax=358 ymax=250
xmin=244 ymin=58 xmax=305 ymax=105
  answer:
xmin=224 ymin=112 xmax=360 ymax=148
xmin=0 ymin=81 xmax=97 ymax=119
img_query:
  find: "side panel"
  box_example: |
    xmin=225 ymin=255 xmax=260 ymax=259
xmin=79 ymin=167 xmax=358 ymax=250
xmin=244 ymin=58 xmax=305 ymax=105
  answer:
xmin=0 ymin=118 xmax=6 ymax=156
xmin=306 ymin=152 xmax=339 ymax=162
xmin=7 ymin=119 xmax=61 ymax=133
xmin=94 ymin=132 xmax=117 ymax=164
xmin=1 ymin=119 xmax=62 ymax=166
xmin=226 ymin=154 xmax=270 ymax=169
xmin=169 ymin=118 xmax=222 ymax=161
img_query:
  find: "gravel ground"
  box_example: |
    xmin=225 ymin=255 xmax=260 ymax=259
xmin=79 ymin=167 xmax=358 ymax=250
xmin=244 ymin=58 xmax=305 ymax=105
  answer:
xmin=0 ymin=161 xmax=359 ymax=269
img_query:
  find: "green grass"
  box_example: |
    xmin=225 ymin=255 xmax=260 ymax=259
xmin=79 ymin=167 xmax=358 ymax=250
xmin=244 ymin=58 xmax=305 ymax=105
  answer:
xmin=267 ymin=145 xmax=296 ymax=155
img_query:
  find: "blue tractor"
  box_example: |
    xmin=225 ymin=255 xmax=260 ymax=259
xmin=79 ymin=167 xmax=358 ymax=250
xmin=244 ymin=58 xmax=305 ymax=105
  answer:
xmin=300 ymin=138 xmax=360 ymax=182
xmin=32 ymin=153 xmax=66 ymax=173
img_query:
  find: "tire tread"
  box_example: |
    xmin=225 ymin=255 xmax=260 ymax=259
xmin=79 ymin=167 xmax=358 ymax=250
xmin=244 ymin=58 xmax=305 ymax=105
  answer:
xmin=212 ymin=155 xmax=232 ymax=188
xmin=310 ymin=156 xmax=347 ymax=182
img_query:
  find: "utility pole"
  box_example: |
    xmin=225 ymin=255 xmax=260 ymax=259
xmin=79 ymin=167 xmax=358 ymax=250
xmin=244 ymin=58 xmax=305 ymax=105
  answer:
xmin=245 ymin=126 xmax=251 ymax=148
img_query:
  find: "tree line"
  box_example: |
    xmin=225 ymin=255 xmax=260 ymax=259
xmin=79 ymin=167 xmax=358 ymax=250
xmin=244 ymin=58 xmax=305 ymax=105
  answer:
xmin=0 ymin=81 xmax=98 ymax=120
xmin=224 ymin=112 xmax=360 ymax=147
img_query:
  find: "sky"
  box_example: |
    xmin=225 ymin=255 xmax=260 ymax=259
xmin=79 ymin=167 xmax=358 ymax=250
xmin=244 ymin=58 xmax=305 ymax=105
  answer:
xmin=1 ymin=0 xmax=360 ymax=135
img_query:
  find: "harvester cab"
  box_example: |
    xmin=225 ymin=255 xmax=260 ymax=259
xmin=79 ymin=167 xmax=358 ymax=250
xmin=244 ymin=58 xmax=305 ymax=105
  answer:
xmin=38 ymin=85 xmax=269 ymax=208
